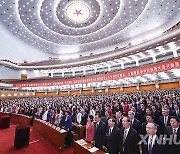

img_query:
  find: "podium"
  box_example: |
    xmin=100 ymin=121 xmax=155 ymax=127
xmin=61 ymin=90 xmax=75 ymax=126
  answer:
xmin=0 ymin=116 xmax=10 ymax=129
xmin=14 ymin=125 xmax=30 ymax=149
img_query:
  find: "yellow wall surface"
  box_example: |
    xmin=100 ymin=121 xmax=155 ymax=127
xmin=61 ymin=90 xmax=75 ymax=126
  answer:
xmin=159 ymin=82 xmax=179 ymax=89
xmin=140 ymin=84 xmax=155 ymax=91
xmin=0 ymin=82 xmax=179 ymax=98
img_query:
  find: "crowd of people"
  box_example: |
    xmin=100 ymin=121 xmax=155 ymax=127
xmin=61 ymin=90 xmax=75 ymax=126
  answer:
xmin=0 ymin=89 xmax=180 ymax=154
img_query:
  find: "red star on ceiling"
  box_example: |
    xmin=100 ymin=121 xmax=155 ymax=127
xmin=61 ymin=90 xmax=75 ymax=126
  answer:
xmin=73 ymin=9 xmax=83 ymax=16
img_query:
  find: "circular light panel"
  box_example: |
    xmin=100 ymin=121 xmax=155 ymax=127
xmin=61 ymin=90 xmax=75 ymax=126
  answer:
xmin=65 ymin=1 xmax=91 ymax=24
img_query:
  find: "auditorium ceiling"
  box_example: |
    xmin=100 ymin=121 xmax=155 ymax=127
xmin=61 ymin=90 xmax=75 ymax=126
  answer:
xmin=0 ymin=0 xmax=180 ymax=60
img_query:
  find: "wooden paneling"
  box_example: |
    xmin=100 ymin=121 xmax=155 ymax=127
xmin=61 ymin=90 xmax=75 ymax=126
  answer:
xmin=59 ymin=91 xmax=68 ymax=96
xmin=0 ymin=91 xmax=34 ymax=99
xmin=109 ymin=88 xmax=120 ymax=93
xmin=82 ymin=90 xmax=92 ymax=95
xmin=123 ymin=86 xmax=136 ymax=92
xmin=140 ymin=84 xmax=155 ymax=91
xmin=33 ymin=119 xmax=67 ymax=152
xmin=70 ymin=91 xmax=80 ymax=95
xmin=159 ymin=82 xmax=179 ymax=89
xmin=35 ymin=92 xmax=45 ymax=97
xmin=47 ymin=91 xmax=57 ymax=96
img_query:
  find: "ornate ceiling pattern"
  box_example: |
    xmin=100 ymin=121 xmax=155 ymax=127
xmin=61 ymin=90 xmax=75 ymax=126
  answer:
xmin=0 ymin=0 xmax=179 ymax=56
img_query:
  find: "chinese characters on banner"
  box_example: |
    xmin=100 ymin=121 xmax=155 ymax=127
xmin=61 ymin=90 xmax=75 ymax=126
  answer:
xmin=13 ymin=59 xmax=180 ymax=88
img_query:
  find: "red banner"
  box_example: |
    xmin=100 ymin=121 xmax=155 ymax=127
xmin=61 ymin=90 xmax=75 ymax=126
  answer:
xmin=13 ymin=59 xmax=180 ymax=88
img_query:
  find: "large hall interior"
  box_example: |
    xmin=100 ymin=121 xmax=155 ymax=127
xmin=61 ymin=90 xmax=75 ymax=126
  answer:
xmin=0 ymin=0 xmax=180 ymax=154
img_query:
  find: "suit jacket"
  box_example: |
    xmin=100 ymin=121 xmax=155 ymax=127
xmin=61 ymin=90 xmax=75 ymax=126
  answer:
xmin=115 ymin=118 xmax=123 ymax=129
xmin=81 ymin=113 xmax=88 ymax=126
xmin=64 ymin=115 xmax=72 ymax=131
xmin=101 ymin=116 xmax=109 ymax=127
xmin=165 ymin=126 xmax=180 ymax=154
xmin=141 ymin=122 xmax=161 ymax=136
xmin=152 ymin=110 xmax=160 ymax=124
xmin=85 ymin=122 xmax=94 ymax=142
xmin=135 ymin=112 xmax=141 ymax=122
xmin=106 ymin=126 xmax=121 ymax=154
xmin=94 ymin=121 xmax=106 ymax=150
xmin=172 ymin=109 xmax=180 ymax=118
xmin=142 ymin=136 xmax=166 ymax=154
xmin=131 ymin=118 xmax=141 ymax=133
xmin=159 ymin=116 xmax=171 ymax=133
xmin=120 ymin=127 xmax=140 ymax=154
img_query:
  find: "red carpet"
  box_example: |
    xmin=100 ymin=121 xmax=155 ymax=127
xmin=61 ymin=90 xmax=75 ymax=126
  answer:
xmin=0 ymin=124 xmax=74 ymax=154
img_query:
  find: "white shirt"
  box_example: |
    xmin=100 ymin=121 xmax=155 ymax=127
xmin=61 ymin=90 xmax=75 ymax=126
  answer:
xmin=89 ymin=109 xmax=96 ymax=117
xmin=148 ymin=135 xmax=157 ymax=149
xmin=124 ymin=127 xmax=130 ymax=136
xmin=173 ymin=127 xmax=179 ymax=134
xmin=77 ymin=112 xmax=82 ymax=124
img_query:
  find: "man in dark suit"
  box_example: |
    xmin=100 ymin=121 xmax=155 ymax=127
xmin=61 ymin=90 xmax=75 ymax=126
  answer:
xmin=151 ymin=105 xmax=160 ymax=125
xmin=141 ymin=114 xmax=161 ymax=136
xmin=94 ymin=113 xmax=106 ymax=150
xmin=131 ymin=107 xmax=141 ymax=122
xmin=80 ymin=109 xmax=88 ymax=125
xmin=138 ymin=104 xmax=146 ymax=123
xmin=106 ymin=118 xmax=121 ymax=154
xmin=142 ymin=123 xmax=166 ymax=154
xmin=101 ymin=111 xmax=110 ymax=127
xmin=159 ymin=108 xmax=171 ymax=133
xmin=173 ymin=104 xmax=180 ymax=118
xmin=128 ymin=111 xmax=141 ymax=133
xmin=120 ymin=116 xmax=140 ymax=154
xmin=165 ymin=116 xmax=180 ymax=154
xmin=115 ymin=111 xmax=123 ymax=129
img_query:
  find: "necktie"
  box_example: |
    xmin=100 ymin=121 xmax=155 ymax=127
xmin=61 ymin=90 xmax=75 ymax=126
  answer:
xmin=148 ymin=138 xmax=153 ymax=154
xmin=123 ymin=129 xmax=127 ymax=143
xmin=176 ymin=110 xmax=179 ymax=116
xmin=164 ymin=117 xmax=167 ymax=126
xmin=96 ymin=123 xmax=99 ymax=130
xmin=109 ymin=128 xmax=112 ymax=136
xmin=130 ymin=120 xmax=133 ymax=127
xmin=174 ymin=128 xmax=177 ymax=135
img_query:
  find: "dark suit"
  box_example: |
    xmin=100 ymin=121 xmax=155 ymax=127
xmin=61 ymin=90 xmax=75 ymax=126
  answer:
xmin=94 ymin=121 xmax=106 ymax=150
xmin=141 ymin=122 xmax=161 ymax=136
xmin=120 ymin=127 xmax=140 ymax=154
xmin=165 ymin=126 xmax=180 ymax=154
xmin=80 ymin=113 xmax=88 ymax=126
xmin=101 ymin=116 xmax=109 ymax=127
xmin=159 ymin=116 xmax=171 ymax=133
xmin=116 ymin=118 xmax=123 ymax=129
xmin=142 ymin=136 xmax=166 ymax=154
xmin=106 ymin=126 xmax=121 ymax=154
xmin=139 ymin=109 xmax=146 ymax=123
xmin=152 ymin=110 xmax=160 ymax=125
xmin=135 ymin=112 xmax=141 ymax=122
xmin=173 ymin=109 xmax=180 ymax=118
xmin=131 ymin=118 xmax=141 ymax=133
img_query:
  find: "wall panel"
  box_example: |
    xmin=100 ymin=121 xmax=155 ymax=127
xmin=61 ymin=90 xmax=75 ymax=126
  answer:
xmin=109 ymin=88 xmax=120 ymax=93
xmin=123 ymin=86 xmax=136 ymax=92
xmin=140 ymin=84 xmax=155 ymax=91
xmin=159 ymin=82 xmax=179 ymax=89
xmin=47 ymin=91 xmax=57 ymax=96
xmin=35 ymin=92 xmax=45 ymax=97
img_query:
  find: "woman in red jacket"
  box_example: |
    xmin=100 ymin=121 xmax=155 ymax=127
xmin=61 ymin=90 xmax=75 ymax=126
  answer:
xmin=85 ymin=115 xmax=94 ymax=143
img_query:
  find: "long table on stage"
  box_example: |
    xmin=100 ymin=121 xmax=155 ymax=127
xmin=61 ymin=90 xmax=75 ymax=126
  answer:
xmin=33 ymin=119 xmax=67 ymax=152
xmin=74 ymin=140 xmax=106 ymax=154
